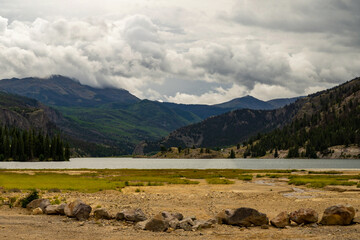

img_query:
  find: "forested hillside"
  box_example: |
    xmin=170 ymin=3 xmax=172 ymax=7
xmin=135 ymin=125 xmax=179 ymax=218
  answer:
xmin=0 ymin=127 xmax=70 ymax=161
xmin=138 ymin=77 xmax=360 ymax=157
xmin=245 ymin=77 xmax=360 ymax=158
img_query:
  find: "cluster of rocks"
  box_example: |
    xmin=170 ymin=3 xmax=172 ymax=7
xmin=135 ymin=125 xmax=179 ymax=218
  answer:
xmin=216 ymin=205 xmax=358 ymax=229
xmin=25 ymin=199 xmax=216 ymax=232
xmin=25 ymin=199 xmax=360 ymax=232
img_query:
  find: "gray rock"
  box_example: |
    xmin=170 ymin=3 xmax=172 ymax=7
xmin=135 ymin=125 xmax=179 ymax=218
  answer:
xmin=290 ymin=208 xmax=318 ymax=225
xmin=56 ymin=203 xmax=67 ymax=215
xmin=179 ymin=218 xmax=195 ymax=231
xmin=144 ymin=214 xmax=169 ymax=232
xmin=26 ymin=199 xmax=51 ymax=212
xmin=45 ymin=205 xmax=59 ymax=215
xmin=73 ymin=203 xmax=92 ymax=221
xmin=64 ymin=199 xmax=83 ymax=217
xmin=271 ymin=211 xmax=290 ymax=228
xmin=168 ymin=218 xmax=180 ymax=229
xmin=216 ymin=208 xmax=269 ymax=227
xmin=135 ymin=220 xmax=149 ymax=230
xmin=172 ymin=212 xmax=184 ymax=221
xmin=192 ymin=219 xmax=216 ymax=230
xmin=94 ymin=208 xmax=112 ymax=220
xmin=161 ymin=211 xmax=184 ymax=221
xmin=320 ymin=205 xmax=355 ymax=226
xmin=116 ymin=208 xmax=147 ymax=222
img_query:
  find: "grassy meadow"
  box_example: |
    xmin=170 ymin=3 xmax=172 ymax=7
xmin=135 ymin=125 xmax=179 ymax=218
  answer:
xmin=0 ymin=169 xmax=360 ymax=192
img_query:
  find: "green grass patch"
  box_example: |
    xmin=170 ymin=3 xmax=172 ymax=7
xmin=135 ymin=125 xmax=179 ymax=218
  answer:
xmin=206 ymin=178 xmax=235 ymax=184
xmin=238 ymin=175 xmax=253 ymax=181
xmin=0 ymin=172 xmax=125 ymax=192
xmin=288 ymin=174 xmax=360 ymax=188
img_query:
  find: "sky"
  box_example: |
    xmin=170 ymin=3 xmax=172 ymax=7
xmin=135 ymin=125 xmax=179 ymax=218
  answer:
xmin=0 ymin=0 xmax=359 ymax=104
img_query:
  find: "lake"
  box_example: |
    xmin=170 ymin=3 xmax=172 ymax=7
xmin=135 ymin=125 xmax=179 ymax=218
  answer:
xmin=0 ymin=158 xmax=359 ymax=169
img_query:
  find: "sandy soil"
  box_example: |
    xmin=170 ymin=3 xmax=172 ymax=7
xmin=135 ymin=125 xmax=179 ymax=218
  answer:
xmin=1 ymin=178 xmax=360 ymax=239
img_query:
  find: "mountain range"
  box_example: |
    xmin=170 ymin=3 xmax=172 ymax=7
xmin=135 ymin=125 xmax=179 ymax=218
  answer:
xmin=0 ymin=75 xmax=299 ymax=155
xmin=136 ymin=77 xmax=360 ymax=156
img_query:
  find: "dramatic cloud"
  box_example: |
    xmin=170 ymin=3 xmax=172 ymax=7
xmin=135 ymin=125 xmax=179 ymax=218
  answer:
xmin=0 ymin=0 xmax=359 ymax=103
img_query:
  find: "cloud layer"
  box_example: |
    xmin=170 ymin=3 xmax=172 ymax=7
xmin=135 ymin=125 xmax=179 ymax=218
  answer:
xmin=0 ymin=0 xmax=359 ymax=103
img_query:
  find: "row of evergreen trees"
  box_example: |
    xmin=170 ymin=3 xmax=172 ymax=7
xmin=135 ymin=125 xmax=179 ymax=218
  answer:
xmin=243 ymin=80 xmax=360 ymax=158
xmin=0 ymin=127 xmax=70 ymax=161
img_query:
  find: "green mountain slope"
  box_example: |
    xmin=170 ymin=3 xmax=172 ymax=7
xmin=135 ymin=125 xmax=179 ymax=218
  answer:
xmin=138 ymin=77 xmax=359 ymax=156
xmin=245 ymin=77 xmax=360 ymax=158
xmin=0 ymin=75 xmax=140 ymax=107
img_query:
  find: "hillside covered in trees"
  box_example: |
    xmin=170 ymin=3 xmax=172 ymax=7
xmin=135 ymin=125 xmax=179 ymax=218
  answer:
xmin=244 ymin=77 xmax=360 ymax=159
xmin=0 ymin=127 xmax=70 ymax=161
xmin=137 ymin=77 xmax=360 ymax=158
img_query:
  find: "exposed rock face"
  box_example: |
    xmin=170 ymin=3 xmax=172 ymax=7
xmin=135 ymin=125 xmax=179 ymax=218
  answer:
xmin=45 ymin=205 xmax=59 ymax=215
xmin=26 ymin=199 xmax=51 ymax=212
xmin=216 ymin=208 xmax=268 ymax=227
xmin=271 ymin=212 xmax=290 ymax=228
xmin=73 ymin=203 xmax=92 ymax=221
xmin=32 ymin=207 xmax=43 ymax=215
xmin=116 ymin=208 xmax=147 ymax=222
xmin=94 ymin=208 xmax=112 ymax=220
xmin=290 ymin=208 xmax=318 ymax=225
xmin=320 ymin=205 xmax=355 ymax=226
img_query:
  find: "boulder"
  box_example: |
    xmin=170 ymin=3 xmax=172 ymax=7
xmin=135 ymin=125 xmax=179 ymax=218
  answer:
xmin=94 ymin=208 xmax=112 ymax=220
xmin=271 ymin=212 xmax=290 ymax=228
xmin=56 ymin=203 xmax=67 ymax=215
xmin=116 ymin=208 xmax=147 ymax=222
xmin=143 ymin=214 xmax=169 ymax=232
xmin=320 ymin=205 xmax=355 ymax=226
xmin=216 ymin=208 xmax=268 ymax=227
xmin=179 ymin=218 xmax=195 ymax=231
xmin=26 ymin=199 xmax=51 ymax=212
xmin=45 ymin=205 xmax=59 ymax=215
xmin=64 ymin=199 xmax=83 ymax=217
xmin=32 ymin=207 xmax=43 ymax=215
xmin=192 ymin=219 xmax=216 ymax=230
xmin=290 ymin=208 xmax=318 ymax=225
xmin=73 ymin=203 xmax=92 ymax=221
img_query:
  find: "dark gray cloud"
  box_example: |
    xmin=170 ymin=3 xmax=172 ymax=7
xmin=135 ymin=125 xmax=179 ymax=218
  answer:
xmin=0 ymin=0 xmax=359 ymax=103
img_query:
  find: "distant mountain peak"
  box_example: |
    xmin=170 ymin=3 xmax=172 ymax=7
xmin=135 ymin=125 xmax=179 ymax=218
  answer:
xmin=0 ymin=76 xmax=140 ymax=107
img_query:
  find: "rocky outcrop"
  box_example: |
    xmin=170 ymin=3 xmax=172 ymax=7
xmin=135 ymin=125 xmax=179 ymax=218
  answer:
xmin=116 ymin=208 xmax=147 ymax=222
xmin=320 ymin=205 xmax=355 ymax=226
xmin=26 ymin=199 xmax=51 ymax=212
xmin=290 ymin=208 xmax=318 ymax=225
xmin=216 ymin=208 xmax=268 ymax=227
xmin=271 ymin=212 xmax=290 ymax=228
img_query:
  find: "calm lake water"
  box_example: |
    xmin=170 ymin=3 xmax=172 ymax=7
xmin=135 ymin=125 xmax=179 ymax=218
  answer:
xmin=0 ymin=158 xmax=359 ymax=169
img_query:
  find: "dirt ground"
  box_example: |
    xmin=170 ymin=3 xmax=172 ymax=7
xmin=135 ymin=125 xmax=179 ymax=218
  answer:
xmin=1 ymin=177 xmax=360 ymax=239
